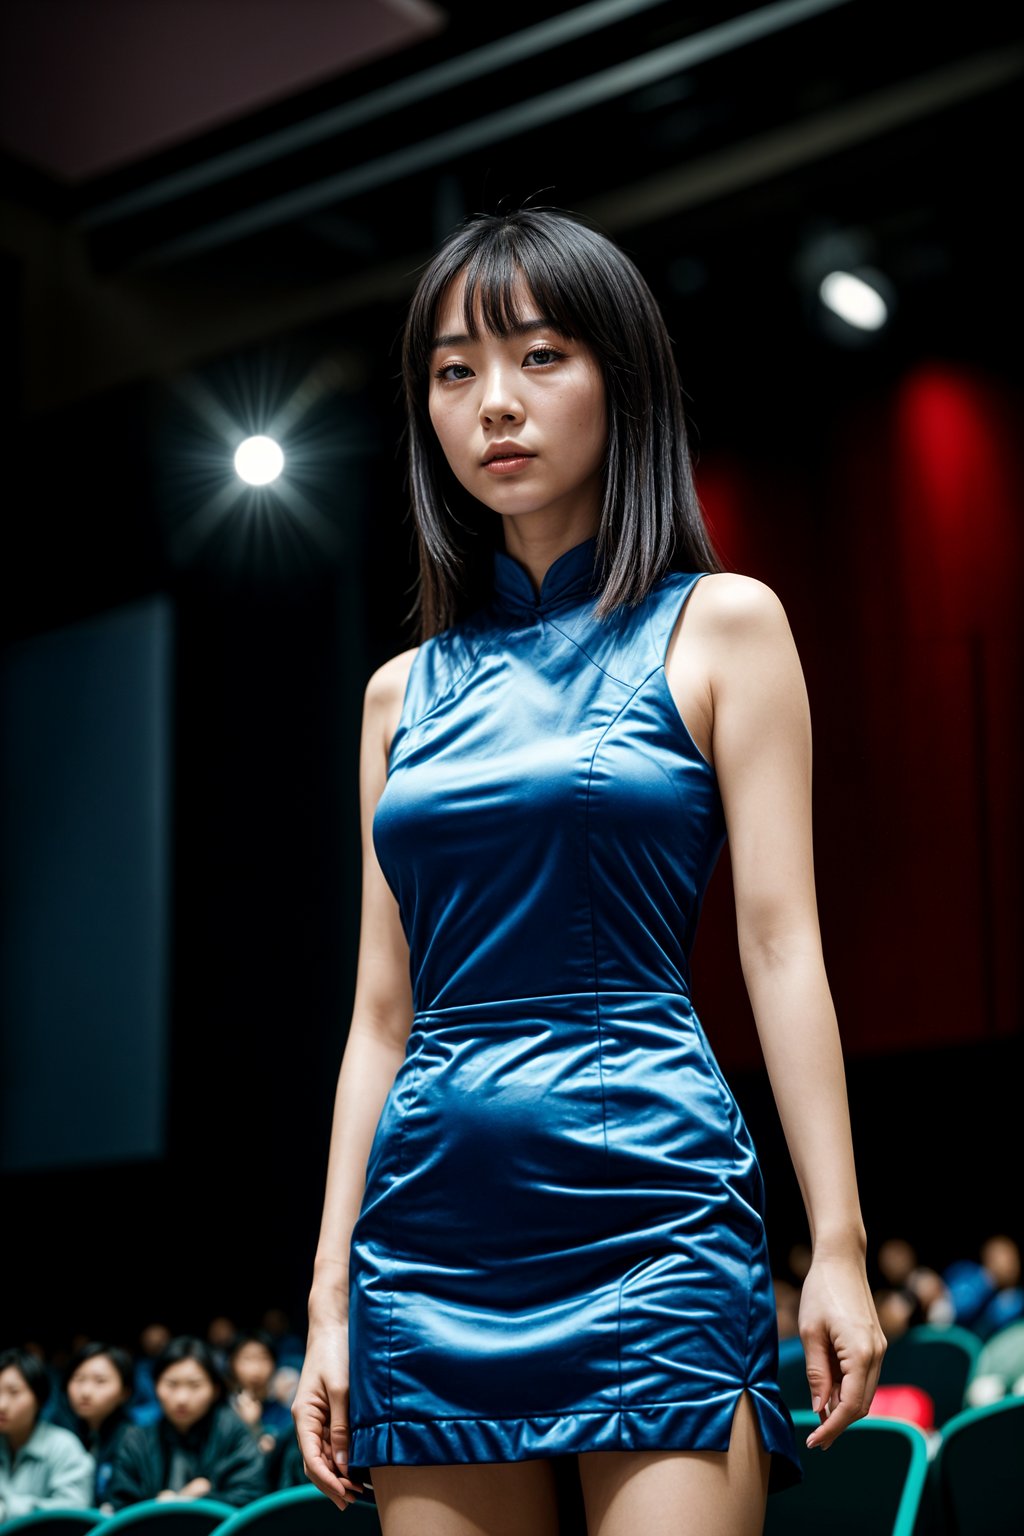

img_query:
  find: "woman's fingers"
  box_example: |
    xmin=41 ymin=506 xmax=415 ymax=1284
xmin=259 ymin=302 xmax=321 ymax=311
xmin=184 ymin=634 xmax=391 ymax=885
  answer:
xmin=804 ymin=1327 xmax=884 ymax=1443
xmin=293 ymin=1395 xmax=362 ymax=1510
xmin=801 ymin=1333 xmax=838 ymax=1428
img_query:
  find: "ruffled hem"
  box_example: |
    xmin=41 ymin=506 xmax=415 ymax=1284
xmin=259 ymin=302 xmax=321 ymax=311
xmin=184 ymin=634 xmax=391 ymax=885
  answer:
xmin=349 ymin=1387 xmax=804 ymax=1497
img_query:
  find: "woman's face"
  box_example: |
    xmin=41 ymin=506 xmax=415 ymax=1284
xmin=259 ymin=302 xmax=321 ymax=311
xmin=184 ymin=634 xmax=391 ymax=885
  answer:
xmin=427 ymin=268 xmax=607 ymax=536
xmin=155 ymin=1360 xmax=217 ymax=1432
xmin=230 ymin=1341 xmax=274 ymax=1393
xmin=67 ymin=1354 xmax=130 ymax=1428
xmin=0 ymin=1366 xmax=39 ymax=1441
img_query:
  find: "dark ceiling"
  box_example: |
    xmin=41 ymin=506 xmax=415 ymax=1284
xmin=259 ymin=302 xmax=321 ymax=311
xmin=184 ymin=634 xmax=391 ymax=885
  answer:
xmin=1 ymin=0 xmax=1022 ymax=417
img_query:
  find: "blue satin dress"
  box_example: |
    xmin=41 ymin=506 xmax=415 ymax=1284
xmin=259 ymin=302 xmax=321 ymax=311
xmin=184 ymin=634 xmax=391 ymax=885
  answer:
xmin=347 ymin=533 xmax=804 ymax=1498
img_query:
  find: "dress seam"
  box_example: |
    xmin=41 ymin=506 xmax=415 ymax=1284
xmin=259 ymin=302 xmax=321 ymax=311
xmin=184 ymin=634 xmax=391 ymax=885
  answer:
xmin=386 ymin=1053 xmax=425 ymax=1428
xmin=582 ymin=677 xmax=648 ymax=1450
xmin=543 ymin=614 xmax=635 ymax=687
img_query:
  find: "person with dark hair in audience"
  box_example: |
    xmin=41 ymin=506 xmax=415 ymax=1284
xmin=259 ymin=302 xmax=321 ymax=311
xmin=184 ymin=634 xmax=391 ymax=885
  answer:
xmin=130 ymin=1321 xmax=172 ymax=1426
xmin=226 ymin=1330 xmax=292 ymax=1450
xmin=0 ymin=1346 xmax=95 ymax=1521
xmin=63 ymin=1342 xmax=137 ymax=1513
xmin=106 ymin=1335 xmax=266 ymax=1510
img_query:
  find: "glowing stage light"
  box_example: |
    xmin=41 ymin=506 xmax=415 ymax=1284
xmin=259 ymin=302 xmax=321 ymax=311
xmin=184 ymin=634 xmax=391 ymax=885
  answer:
xmin=819 ymin=270 xmax=889 ymax=331
xmin=234 ymin=435 xmax=285 ymax=486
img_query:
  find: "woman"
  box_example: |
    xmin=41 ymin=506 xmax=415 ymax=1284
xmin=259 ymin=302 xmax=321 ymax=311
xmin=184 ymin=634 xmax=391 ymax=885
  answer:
xmin=106 ymin=1335 xmax=266 ymax=1510
xmin=292 ymin=205 xmax=886 ymax=1535
xmin=0 ymin=1347 xmax=95 ymax=1521
xmin=225 ymin=1330 xmax=293 ymax=1449
xmin=64 ymin=1341 xmax=136 ymax=1513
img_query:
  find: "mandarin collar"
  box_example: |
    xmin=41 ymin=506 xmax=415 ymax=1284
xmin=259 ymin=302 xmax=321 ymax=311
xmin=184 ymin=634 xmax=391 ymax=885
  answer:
xmin=491 ymin=534 xmax=600 ymax=615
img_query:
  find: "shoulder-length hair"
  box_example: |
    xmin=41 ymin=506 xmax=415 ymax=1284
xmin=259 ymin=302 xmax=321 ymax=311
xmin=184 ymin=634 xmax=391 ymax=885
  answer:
xmin=399 ymin=203 xmax=724 ymax=640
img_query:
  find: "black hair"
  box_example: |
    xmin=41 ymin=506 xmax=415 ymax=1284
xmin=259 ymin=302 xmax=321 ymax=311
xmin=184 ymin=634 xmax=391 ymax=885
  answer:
xmin=226 ymin=1329 xmax=278 ymax=1366
xmin=62 ymin=1341 xmax=135 ymax=1396
xmin=150 ymin=1336 xmax=225 ymax=1397
xmin=0 ymin=1347 xmax=52 ymax=1417
xmin=399 ymin=202 xmax=724 ymax=638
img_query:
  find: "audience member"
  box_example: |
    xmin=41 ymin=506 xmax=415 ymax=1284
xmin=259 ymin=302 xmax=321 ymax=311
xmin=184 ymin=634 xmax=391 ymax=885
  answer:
xmin=130 ymin=1321 xmax=172 ymax=1426
xmin=63 ymin=1342 xmax=137 ymax=1512
xmin=975 ymin=1235 xmax=1024 ymax=1338
xmin=965 ymin=1319 xmax=1024 ymax=1405
xmin=206 ymin=1315 xmax=238 ymax=1380
xmin=259 ymin=1308 xmax=306 ymax=1371
xmin=106 ymin=1335 xmax=266 ymax=1510
xmin=0 ymin=1347 xmax=95 ymax=1521
xmin=226 ymin=1330 xmax=292 ymax=1450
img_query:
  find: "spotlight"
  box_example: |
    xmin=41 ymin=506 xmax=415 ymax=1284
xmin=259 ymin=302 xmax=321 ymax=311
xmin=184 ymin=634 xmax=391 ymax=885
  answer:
xmin=795 ymin=224 xmax=896 ymax=348
xmin=819 ymin=269 xmax=889 ymax=331
xmin=234 ymin=435 xmax=285 ymax=486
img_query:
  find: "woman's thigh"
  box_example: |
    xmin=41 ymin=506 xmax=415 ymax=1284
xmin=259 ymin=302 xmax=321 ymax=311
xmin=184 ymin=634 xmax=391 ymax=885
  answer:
xmin=369 ymin=1455 xmax=562 ymax=1536
xmin=578 ymin=1389 xmax=771 ymax=1536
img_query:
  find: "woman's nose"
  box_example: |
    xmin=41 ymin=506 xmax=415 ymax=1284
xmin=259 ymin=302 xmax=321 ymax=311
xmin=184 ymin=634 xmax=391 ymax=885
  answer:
xmin=478 ymin=370 xmax=523 ymax=419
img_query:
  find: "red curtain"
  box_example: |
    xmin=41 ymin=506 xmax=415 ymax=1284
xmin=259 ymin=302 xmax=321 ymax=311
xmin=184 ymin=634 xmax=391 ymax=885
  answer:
xmin=692 ymin=363 xmax=1023 ymax=1068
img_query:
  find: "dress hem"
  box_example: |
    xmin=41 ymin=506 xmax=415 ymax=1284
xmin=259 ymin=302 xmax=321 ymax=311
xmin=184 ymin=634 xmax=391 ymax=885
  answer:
xmin=349 ymin=1387 xmax=804 ymax=1496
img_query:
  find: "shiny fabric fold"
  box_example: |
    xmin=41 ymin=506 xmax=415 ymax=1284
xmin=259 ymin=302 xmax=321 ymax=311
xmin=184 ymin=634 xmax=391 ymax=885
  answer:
xmin=348 ymin=535 xmax=804 ymax=1496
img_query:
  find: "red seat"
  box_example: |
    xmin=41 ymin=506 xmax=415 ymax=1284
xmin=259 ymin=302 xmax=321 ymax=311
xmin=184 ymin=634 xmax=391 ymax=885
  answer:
xmin=867 ymin=1383 xmax=935 ymax=1429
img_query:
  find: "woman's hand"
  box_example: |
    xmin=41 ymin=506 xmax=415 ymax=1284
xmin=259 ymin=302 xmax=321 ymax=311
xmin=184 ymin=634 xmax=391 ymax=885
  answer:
xmin=798 ymin=1247 xmax=887 ymax=1450
xmin=231 ymin=1388 xmax=264 ymax=1427
xmin=292 ymin=1320 xmax=366 ymax=1511
xmin=178 ymin=1476 xmax=212 ymax=1500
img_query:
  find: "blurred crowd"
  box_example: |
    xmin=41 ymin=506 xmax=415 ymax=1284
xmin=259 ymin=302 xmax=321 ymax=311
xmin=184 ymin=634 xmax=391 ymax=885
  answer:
xmin=775 ymin=1232 xmax=1023 ymax=1366
xmin=2 ymin=1234 xmax=1022 ymax=1523
xmin=0 ymin=1310 xmax=308 ymax=1524
xmin=773 ymin=1230 xmax=1024 ymax=1425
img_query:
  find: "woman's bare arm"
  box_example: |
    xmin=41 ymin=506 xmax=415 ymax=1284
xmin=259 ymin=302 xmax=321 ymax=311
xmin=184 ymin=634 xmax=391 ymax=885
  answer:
xmin=292 ymin=648 xmax=419 ymax=1510
xmin=307 ymin=646 xmax=420 ymax=1328
xmin=691 ymin=573 xmax=885 ymax=1448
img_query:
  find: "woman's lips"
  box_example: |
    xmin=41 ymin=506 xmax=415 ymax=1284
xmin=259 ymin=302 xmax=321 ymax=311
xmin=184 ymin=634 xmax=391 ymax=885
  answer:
xmin=483 ymin=455 xmax=535 ymax=475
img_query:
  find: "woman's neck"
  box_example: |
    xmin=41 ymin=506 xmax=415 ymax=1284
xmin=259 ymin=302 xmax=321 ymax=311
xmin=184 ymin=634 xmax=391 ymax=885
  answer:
xmin=4 ymin=1420 xmax=37 ymax=1454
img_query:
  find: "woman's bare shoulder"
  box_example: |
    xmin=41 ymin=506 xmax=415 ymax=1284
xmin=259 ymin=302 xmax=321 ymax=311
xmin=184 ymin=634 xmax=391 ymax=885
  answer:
xmin=690 ymin=570 xmax=790 ymax=632
xmin=366 ymin=645 xmax=421 ymax=707
xmin=364 ymin=647 xmax=422 ymax=765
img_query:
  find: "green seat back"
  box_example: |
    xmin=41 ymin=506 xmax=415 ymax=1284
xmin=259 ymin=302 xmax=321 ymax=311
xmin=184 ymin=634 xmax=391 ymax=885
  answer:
xmin=0 ymin=1513 xmax=103 ymax=1535
xmin=91 ymin=1499 xmax=235 ymax=1534
xmin=933 ymin=1395 xmax=1024 ymax=1536
xmin=763 ymin=1411 xmax=929 ymax=1536
xmin=212 ymin=1485 xmax=381 ymax=1534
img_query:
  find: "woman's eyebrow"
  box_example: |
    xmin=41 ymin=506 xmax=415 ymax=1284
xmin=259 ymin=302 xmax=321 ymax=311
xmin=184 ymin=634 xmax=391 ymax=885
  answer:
xmin=430 ymin=317 xmax=570 ymax=352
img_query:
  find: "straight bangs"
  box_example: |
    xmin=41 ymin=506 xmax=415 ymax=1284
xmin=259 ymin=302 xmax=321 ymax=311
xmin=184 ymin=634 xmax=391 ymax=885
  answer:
xmin=399 ymin=206 xmax=724 ymax=639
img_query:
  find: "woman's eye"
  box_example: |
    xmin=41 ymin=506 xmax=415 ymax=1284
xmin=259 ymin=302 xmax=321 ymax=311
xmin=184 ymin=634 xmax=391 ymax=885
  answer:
xmin=434 ymin=362 xmax=472 ymax=382
xmin=433 ymin=347 xmax=564 ymax=383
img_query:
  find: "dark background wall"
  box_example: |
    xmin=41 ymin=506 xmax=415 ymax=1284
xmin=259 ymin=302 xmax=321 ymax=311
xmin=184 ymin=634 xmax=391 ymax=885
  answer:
xmin=1 ymin=0 xmax=1021 ymax=1352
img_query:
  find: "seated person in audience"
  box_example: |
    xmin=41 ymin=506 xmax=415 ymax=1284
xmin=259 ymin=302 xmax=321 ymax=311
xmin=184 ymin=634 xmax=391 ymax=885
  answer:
xmin=876 ymin=1238 xmax=930 ymax=1330
xmin=260 ymin=1308 xmax=305 ymax=1371
xmin=129 ymin=1322 xmax=172 ymax=1426
xmin=106 ymin=1335 xmax=266 ymax=1510
xmin=263 ymin=1423 xmax=307 ymax=1493
xmin=966 ymin=1319 xmax=1024 ymax=1405
xmin=874 ymin=1285 xmax=924 ymax=1340
xmin=267 ymin=1366 xmax=300 ymax=1422
xmin=975 ymin=1235 xmax=1024 ymax=1337
xmin=0 ymin=1347 xmax=95 ymax=1521
xmin=226 ymin=1330 xmax=293 ymax=1451
xmin=64 ymin=1342 xmax=137 ymax=1514
xmin=206 ymin=1315 xmax=239 ymax=1381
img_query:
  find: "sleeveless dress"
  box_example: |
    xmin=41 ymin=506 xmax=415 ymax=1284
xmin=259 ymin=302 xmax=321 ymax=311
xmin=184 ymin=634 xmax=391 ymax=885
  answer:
xmin=347 ymin=533 xmax=804 ymax=1498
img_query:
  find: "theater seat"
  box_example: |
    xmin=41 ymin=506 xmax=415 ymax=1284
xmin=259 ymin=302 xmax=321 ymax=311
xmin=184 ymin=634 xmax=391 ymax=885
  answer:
xmin=762 ymin=1410 xmax=929 ymax=1536
xmin=212 ymin=1485 xmax=381 ymax=1534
